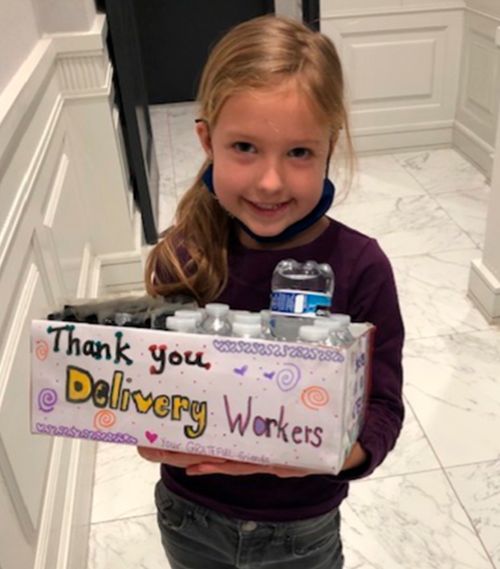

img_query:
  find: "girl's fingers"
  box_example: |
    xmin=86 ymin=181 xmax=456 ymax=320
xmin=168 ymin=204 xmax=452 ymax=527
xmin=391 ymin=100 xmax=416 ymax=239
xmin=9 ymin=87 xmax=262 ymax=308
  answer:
xmin=137 ymin=446 xmax=227 ymax=466
xmin=186 ymin=461 xmax=319 ymax=477
xmin=186 ymin=462 xmax=263 ymax=476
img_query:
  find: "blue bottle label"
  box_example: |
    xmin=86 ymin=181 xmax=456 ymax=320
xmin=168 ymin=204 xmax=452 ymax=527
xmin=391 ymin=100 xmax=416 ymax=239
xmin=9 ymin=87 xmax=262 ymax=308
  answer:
xmin=270 ymin=290 xmax=331 ymax=316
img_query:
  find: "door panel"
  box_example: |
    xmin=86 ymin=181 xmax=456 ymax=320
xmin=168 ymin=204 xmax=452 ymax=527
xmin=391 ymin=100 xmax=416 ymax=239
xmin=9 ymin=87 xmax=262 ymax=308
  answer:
xmin=0 ymin=248 xmax=54 ymax=531
xmin=135 ymin=0 xmax=275 ymax=103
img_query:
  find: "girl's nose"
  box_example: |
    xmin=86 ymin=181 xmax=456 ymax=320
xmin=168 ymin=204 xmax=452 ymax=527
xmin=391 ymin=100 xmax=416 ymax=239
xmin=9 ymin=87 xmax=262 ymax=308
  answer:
xmin=257 ymin=161 xmax=284 ymax=194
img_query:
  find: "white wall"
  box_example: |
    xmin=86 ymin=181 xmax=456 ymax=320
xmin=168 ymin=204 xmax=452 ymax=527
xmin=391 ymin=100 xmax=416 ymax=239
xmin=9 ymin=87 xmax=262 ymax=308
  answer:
xmin=321 ymin=0 xmax=465 ymax=154
xmin=323 ymin=0 xmax=461 ymax=12
xmin=0 ymin=0 xmax=98 ymax=95
xmin=466 ymin=0 xmax=500 ymax=18
xmin=0 ymin=0 xmax=40 ymax=93
xmin=0 ymin=10 xmax=142 ymax=568
xmin=31 ymin=0 xmax=96 ymax=34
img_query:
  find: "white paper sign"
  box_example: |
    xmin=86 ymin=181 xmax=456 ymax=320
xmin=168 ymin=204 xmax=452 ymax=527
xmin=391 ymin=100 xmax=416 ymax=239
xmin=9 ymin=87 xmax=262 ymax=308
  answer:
xmin=31 ymin=320 xmax=374 ymax=474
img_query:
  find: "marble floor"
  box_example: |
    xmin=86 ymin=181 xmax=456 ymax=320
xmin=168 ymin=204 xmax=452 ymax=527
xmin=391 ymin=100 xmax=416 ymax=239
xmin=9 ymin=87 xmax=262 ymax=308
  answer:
xmin=88 ymin=102 xmax=500 ymax=569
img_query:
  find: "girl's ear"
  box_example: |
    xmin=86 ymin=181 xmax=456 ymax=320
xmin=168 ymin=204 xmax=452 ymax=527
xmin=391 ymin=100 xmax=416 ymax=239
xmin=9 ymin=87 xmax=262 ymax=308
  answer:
xmin=195 ymin=120 xmax=213 ymax=159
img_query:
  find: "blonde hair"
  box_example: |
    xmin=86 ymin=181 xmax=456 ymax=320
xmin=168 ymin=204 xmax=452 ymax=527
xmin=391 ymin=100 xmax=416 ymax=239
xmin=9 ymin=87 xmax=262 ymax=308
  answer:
xmin=146 ymin=15 xmax=355 ymax=304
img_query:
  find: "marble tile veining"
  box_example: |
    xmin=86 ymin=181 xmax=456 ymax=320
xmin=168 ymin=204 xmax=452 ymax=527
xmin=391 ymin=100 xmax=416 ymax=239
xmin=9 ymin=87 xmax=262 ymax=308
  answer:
xmin=150 ymin=105 xmax=176 ymax=199
xmin=167 ymin=102 xmax=204 ymax=185
xmin=394 ymin=148 xmax=489 ymax=195
xmin=392 ymin=248 xmax=489 ymax=340
xmin=404 ymin=329 xmax=500 ymax=468
xmin=447 ymin=460 xmax=500 ymax=568
xmin=91 ymin=444 xmax=160 ymax=524
xmin=88 ymin=514 xmax=168 ymax=569
xmin=368 ymin=396 xmax=440 ymax=480
xmin=433 ymin=186 xmax=491 ymax=248
xmin=330 ymin=194 xmax=476 ymax=258
xmin=342 ymin=470 xmax=493 ymax=569
xmin=158 ymin=194 xmax=178 ymax=233
xmin=332 ymin=154 xmax=427 ymax=207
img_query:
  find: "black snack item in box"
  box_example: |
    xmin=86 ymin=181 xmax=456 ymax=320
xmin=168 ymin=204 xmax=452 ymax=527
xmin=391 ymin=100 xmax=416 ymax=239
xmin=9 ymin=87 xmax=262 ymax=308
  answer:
xmin=47 ymin=294 xmax=198 ymax=330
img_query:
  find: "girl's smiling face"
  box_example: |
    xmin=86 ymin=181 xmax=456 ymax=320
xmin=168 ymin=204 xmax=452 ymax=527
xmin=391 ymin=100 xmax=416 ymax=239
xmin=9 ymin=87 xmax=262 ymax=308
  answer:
xmin=196 ymin=81 xmax=332 ymax=248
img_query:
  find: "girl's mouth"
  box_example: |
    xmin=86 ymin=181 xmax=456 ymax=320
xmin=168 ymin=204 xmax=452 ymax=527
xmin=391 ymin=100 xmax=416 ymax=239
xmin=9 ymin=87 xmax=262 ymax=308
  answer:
xmin=245 ymin=200 xmax=291 ymax=216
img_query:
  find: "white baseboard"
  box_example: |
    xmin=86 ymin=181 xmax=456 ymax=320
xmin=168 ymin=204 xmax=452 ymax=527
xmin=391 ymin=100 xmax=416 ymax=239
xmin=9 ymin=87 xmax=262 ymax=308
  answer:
xmin=352 ymin=121 xmax=454 ymax=155
xmin=453 ymin=121 xmax=494 ymax=179
xmin=98 ymin=250 xmax=145 ymax=294
xmin=98 ymin=210 xmax=150 ymax=295
xmin=468 ymin=258 xmax=500 ymax=324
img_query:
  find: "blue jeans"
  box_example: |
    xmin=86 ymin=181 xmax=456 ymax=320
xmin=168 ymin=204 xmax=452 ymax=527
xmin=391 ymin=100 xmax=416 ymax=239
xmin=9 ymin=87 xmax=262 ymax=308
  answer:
xmin=155 ymin=481 xmax=344 ymax=569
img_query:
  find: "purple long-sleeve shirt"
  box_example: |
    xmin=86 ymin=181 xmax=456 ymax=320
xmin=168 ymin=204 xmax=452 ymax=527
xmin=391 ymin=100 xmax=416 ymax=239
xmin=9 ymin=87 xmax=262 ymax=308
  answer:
xmin=161 ymin=217 xmax=405 ymax=521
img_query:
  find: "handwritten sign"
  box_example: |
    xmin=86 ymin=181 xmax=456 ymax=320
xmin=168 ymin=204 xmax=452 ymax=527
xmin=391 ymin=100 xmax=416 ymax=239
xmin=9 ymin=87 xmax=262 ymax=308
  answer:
xmin=31 ymin=320 xmax=374 ymax=474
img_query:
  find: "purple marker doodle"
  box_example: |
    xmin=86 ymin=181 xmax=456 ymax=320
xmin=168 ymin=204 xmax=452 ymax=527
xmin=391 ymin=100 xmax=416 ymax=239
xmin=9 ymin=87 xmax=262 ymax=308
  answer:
xmin=38 ymin=388 xmax=58 ymax=412
xmin=276 ymin=363 xmax=301 ymax=392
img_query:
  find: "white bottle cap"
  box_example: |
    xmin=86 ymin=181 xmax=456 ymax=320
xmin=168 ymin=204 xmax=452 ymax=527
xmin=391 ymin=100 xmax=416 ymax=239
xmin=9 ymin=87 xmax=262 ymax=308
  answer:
xmin=175 ymin=309 xmax=203 ymax=324
xmin=205 ymin=303 xmax=230 ymax=316
xmin=298 ymin=325 xmax=329 ymax=343
xmin=233 ymin=313 xmax=261 ymax=324
xmin=330 ymin=313 xmax=351 ymax=325
xmin=166 ymin=316 xmax=196 ymax=332
xmin=314 ymin=317 xmax=333 ymax=328
xmin=314 ymin=318 xmax=342 ymax=331
xmin=227 ymin=310 xmax=250 ymax=323
xmin=232 ymin=323 xmax=261 ymax=338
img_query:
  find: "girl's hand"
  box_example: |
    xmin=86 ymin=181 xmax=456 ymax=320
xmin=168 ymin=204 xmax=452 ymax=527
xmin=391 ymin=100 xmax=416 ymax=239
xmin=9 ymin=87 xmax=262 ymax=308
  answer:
xmin=137 ymin=446 xmax=228 ymax=468
xmin=340 ymin=442 xmax=368 ymax=471
xmin=184 ymin=442 xmax=368 ymax=477
xmin=186 ymin=461 xmax=322 ymax=478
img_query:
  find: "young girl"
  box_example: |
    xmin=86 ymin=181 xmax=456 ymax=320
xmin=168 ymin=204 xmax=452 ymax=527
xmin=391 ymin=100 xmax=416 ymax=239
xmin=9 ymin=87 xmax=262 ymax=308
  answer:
xmin=138 ymin=15 xmax=404 ymax=569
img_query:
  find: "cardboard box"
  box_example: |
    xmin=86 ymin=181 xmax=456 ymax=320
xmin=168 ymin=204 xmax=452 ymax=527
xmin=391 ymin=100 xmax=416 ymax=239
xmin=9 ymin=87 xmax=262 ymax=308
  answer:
xmin=31 ymin=319 xmax=374 ymax=474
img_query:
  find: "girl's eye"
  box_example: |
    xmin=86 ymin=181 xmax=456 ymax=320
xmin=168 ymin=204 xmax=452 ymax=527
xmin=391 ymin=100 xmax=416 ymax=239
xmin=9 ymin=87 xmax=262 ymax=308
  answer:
xmin=288 ymin=147 xmax=311 ymax=159
xmin=233 ymin=142 xmax=256 ymax=153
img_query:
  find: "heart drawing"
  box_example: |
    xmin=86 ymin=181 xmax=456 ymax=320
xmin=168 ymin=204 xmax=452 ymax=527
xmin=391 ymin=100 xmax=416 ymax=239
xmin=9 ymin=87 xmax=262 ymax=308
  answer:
xmin=263 ymin=371 xmax=275 ymax=380
xmin=145 ymin=431 xmax=158 ymax=443
xmin=233 ymin=365 xmax=248 ymax=376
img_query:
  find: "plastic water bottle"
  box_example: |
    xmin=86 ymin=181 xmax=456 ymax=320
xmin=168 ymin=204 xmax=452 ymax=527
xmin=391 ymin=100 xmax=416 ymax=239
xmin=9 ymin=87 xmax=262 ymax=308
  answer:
xmin=270 ymin=259 xmax=334 ymax=341
xmin=325 ymin=320 xmax=354 ymax=346
xmin=200 ymin=303 xmax=232 ymax=335
xmin=175 ymin=309 xmax=204 ymax=327
xmin=227 ymin=310 xmax=250 ymax=324
xmin=260 ymin=310 xmax=272 ymax=339
xmin=329 ymin=313 xmax=351 ymax=327
xmin=232 ymin=313 xmax=261 ymax=325
xmin=298 ymin=325 xmax=329 ymax=344
xmin=315 ymin=314 xmax=353 ymax=343
xmin=232 ymin=322 xmax=262 ymax=339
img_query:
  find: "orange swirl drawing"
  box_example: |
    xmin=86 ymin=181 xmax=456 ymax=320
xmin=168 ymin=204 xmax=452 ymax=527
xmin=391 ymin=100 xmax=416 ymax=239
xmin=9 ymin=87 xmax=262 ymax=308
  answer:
xmin=93 ymin=410 xmax=116 ymax=430
xmin=301 ymin=386 xmax=330 ymax=410
xmin=35 ymin=340 xmax=49 ymax=361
